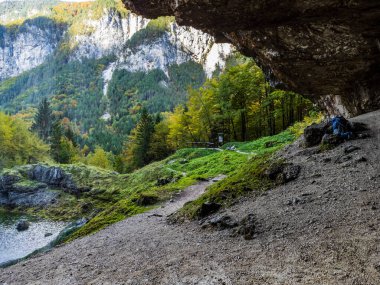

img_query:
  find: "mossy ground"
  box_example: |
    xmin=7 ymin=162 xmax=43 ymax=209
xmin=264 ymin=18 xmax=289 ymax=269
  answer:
xmin=174 ymin=131 xmax=297 ymax=220
xmin=1 ymin=117 xmax=317 ymax=241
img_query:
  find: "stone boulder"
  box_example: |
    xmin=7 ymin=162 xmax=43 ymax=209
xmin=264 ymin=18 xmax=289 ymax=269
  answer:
xmin=235 ymin=214 xmax=256 ymax=240
xmin=198 ymin=202 xmax=222 ymax=218
xmin=7 ymin=190 xmax=58 ymax=206
xmin=321 ymin=134 xmax=343 ymax=146
xmin=28 ymin=165 xmax=77 ymax=193
xmin=16 ymin=220 xmax=30 ymax=231
xmin=0 ymin=165 xmax=79 ymax=207
xmin=304 ymin=122 xmax=331 ymax=147
xmin=28 ymin=165 xmax=66 ymax=186
xmin=0 ymin=173 xmax=21 ymax=192
xmin=266 ymin=163 xmax=301 ymax=184
xmin=208 ymin=214 xmax=238 ymax=230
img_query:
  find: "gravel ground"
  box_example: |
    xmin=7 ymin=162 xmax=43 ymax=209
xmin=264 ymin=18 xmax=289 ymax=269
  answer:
xmin=0 ymin=110 xmax=379 ymax=285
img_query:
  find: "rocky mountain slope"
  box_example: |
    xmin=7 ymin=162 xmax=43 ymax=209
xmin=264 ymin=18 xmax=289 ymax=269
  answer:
xmin=0 ymin=8 xmax=232 ymax=82
xmin=0 ymin=110 xmax=378 ymax=284
xmin=124 ymin=0 xmax=380 ymax=117
xmin=0 ymin=4 xmax=233 ymax=152
xmin=0 ymin=17 xmax=65 ymax=80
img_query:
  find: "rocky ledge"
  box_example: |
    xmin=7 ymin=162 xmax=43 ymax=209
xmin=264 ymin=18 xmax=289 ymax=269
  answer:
xmin=124 ymin=0 xmax=380 ymax=117
xmin=0 ymin=165 xmax=78 ymax=207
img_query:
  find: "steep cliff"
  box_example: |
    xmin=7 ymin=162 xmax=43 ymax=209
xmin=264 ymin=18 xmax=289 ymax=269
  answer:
xmin=124 ymin=0 xmax=380 ymax=117
xmin=116 ymin=22 xmax=232 ymax=77
xmin=0 ymin=8 xmax=232 ymax=82
xmin=0 ymin=7 xmax=233 ymax=153
xmin=70 ymin=10 xmax=149 ymax=60
xmin=0 ymin=17 xmax=65 ymax=81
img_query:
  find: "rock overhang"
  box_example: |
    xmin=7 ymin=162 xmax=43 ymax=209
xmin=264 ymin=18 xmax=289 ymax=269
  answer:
xmin=123 ymin=0 xmax=380 ymax=117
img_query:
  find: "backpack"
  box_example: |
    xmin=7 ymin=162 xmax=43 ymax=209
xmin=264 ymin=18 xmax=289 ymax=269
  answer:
xmin=331 ymin=116 xmax=352 ymax=139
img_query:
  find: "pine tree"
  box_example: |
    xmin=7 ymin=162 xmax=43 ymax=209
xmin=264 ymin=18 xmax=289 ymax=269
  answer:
xmin=32 ymin=98 xmax=53 ymax=142
xmin=124 ymin=108 xmax=154 ymax=169
xmin=134 ymin=108 xmax=154 ymax=167
xmin=50 ymin=120 xmax=77 ymax=164
xmin=50 ymin=120 xmax=63 ymax=162
xmin=65 ymin=126 xmax=77 ymax=147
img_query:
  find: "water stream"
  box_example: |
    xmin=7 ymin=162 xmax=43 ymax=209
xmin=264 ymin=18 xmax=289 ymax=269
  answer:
xmin=0 ymin=212 xmax=67 ymax=265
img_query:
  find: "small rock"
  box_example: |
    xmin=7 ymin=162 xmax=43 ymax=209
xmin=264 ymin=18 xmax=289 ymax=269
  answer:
xmin=81 ymin=202 xmax=93 ymax=213
xmin=156 ymin=177 xmax=172 ymax=186
xmin=236 ymin=214 xmax=256 ymax=240
xmin=322 ymin=157 xmax=332 ymax=163
xmin=344 ymin=145 xmax=360 ymax=154
xmin=198 ymin=202 xmax=222 ymax=218
xmin=16 ymin=220 xmax=30 ymax=231
xmin=282 ymin=164 xmax=301 ymax=182
xmin=266 ymin=163 xmax=301 ymax=184
xmin=209 ymin=215 xmax=238 ymax=230
xmin=287 ymin=197 xmax=301 ymax=206
xmin=355 ymin=156 xmax=367 ymax=163
xmin=45 ymin=232 xmax=53 ymax=237
xmin=321 ymin=134 xmax=343 ymax=146
xmin=264 ymin=141 xmax=276 ymax=148
xmin=335 ymin=155 xmax=352 ymax=163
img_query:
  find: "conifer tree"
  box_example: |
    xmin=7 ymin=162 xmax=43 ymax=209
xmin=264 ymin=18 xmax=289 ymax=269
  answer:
xmin=50 ymin=120 xmax=63 ymax=162
xmin=65 ymin=126 xmax=77 ymax=147
xmin=50 ymin=120 xmax=77 ymax=164
xmin=134 ymin=108 xmax=154 ymax=167
xmin=124 ymin=108 xmax=154 ymax=170
xmin=32 ymin=98 xmax=53 ymax=142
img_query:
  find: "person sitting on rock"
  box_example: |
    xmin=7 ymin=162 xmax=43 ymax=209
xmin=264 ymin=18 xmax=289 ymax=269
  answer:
xmin=331 ymin=115 xmax=353 ymax=140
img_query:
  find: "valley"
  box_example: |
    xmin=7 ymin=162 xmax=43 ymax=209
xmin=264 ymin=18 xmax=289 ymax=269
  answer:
xmin=0 ymin=0 xmax=379 ymax=283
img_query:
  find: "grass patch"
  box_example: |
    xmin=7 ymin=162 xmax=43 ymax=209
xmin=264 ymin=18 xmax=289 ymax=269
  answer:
xmin=168 ymin=149 xmax=248 ymax=179
xmin=173 ymin=116 xmax=322 ymax=221
xmin=221 ymin=130 xmax=295 ymax=154
xmin=66 ymin=199 xmax=148 ymax=242
xmin=175 ymin=153 xmax=276 ymax=221
xmin=1 ymin=114 xmax=320 ymax=240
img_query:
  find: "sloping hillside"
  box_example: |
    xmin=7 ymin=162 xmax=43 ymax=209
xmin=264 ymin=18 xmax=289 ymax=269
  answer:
xmin=1 ymin=110 xmax=378 ymax=284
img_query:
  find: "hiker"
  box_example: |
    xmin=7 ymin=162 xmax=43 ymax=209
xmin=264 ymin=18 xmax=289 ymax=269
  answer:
xmin=331 ymin=115 xmax=353 ymax=140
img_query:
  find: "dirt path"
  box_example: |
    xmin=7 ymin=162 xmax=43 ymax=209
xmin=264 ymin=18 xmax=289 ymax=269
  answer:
xmin=0 ymin=111 xmax=379 ymax=285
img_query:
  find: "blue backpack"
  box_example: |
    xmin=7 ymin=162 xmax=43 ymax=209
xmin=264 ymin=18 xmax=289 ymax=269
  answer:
xmin=331 ymin=116 xmax=352 ymax=139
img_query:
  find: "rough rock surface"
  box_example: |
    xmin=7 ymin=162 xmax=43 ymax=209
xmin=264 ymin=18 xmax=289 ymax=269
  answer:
xmin=304 ymin=121 xmax=331 ymax=147
xmin=265 ymin=163 xmax=301 ymax=184
xmin=16 ymin=220 xmax=30 ymax=232
xmin=0 ymin=110 xmax=378 ymax=284
xmin=0 ymin=17 xmax=65 ymax=81
xmin=1 ymin=8 xmax=232 ymax=85
xmin=0 ymin=165 xmax=77 ymax=207
xmin=124 ymin=0 xmax=380 ymax=117
xmin=70 ymin=10 xmax=149 ymax=61
xmin=27 ymin=165 xmax=76 ymax=190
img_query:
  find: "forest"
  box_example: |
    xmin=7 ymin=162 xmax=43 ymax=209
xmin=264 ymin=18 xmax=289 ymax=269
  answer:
xmin=0 ymin=0 xmax=315 ymax=174
xmin=1 ymin=56 xmax=315 ymax=174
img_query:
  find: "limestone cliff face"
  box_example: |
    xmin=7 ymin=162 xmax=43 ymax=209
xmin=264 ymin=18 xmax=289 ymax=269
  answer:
xmin=117 ymin=22 xmax=232 ymax=77
xmin=0 ymin=17 xmax=64 ymax=81
xmin=0 ymin=8 xmax=232 ymax=82
xmin=124 ymin=0 xmax=380 ymax=116
xmin=71 ymin=10 xmax=149 ymax=60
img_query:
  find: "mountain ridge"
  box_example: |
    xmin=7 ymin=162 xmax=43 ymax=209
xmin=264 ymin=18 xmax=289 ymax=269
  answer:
xmin=0 ymin=3 xmax=233 ymax=153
